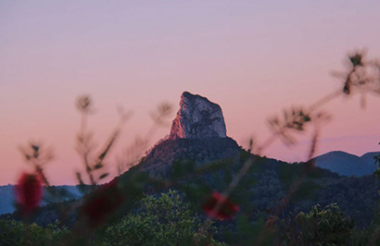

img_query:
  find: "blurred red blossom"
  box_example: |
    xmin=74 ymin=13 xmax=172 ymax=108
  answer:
xmin=81 ymin=179 xmax=124 ymax=227
xmin=15 ymin=172 xmax=43 ymax=215
xmin=201 ymin=192 xmax=239 ymax=220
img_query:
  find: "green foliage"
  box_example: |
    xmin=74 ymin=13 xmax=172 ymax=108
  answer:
xmin=281 ymin=203 xmax=355 ymax=246
xmin=235 ymin=215 xmax=275 ymax=246
xmin=0 ymin=220 xmax=69 ymax=246
xmin=98 ymin=190 xmax=226 ymax=246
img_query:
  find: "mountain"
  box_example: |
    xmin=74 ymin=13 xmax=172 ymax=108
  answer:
xmin=361 ymin=152 xmax=380 ymax=168
xmin=128 ymin=92 xmax=380 ymax=228
xmin=0 ymin=185 xmax=14 ymax=215
xmin=138 ymin=137 xmax=240 ymax=174
xmin=2 ymin=92 xmax=380 ymax=230
xmin=169 ymin=91 xmax=227 ymax=139
xmin=0 ymin=185 xmax=84 ymax=215
xmin=313 ymin=151 xmax=379 ymax=177
xmin=138 ymin=91 xmax=238 ymax=174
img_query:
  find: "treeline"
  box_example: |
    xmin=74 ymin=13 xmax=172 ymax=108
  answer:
xmin=1 ymin=190 xmax=379 ymax=246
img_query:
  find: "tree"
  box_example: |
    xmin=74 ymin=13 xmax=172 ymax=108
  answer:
xmin=99 ymin=190 xmax=226 ymax=246
xmin=0 ymin=220 xmax=69 ymax=246
xmin=281 ymin=203 xmax=355 ymax=246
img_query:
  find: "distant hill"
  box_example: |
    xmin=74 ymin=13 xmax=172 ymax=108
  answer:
xmin=125 ymin=142 xmax=380 ymax=228
xmin=19 ymin=141 xmax=379 ymax=228
xmin=2 ymin=92 xmax=380 ymax=230
xmin=0 ymin=185 xmax=84 ymax=215
xmin=313 ymin=151 xmax=380 ymax=177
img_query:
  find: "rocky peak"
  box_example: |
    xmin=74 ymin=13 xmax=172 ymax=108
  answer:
xmin=169 ymin=91 xmax=227 ymax=139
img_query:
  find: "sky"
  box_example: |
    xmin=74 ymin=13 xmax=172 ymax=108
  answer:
xmin=1 ymin=0 xmax=380 ymax=185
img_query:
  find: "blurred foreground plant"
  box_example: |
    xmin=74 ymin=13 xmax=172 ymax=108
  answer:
xmin=15 ymin=172 xmax=43 ymax=217
xmin=10 ymin=50 xmax=380 ymax=246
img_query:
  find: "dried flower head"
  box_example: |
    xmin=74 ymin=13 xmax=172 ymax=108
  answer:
xmin=76 ymin=95 xmax=93 ymax=113
xmin=349 ymin=53 xmax=364 ymax=67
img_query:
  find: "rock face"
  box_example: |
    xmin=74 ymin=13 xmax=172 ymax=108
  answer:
xmin=169 ymin=91 xmax=227 ymax=139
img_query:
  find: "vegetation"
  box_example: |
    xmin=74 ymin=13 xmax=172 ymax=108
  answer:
xmin=280 ymin=203 xmax=355 ymax=246
xmin=0 ymin=220 xmax=69 ymax=246
xmin=98 ymin=190 xmax=226 ymax=246
xmin=1 ymin=50 xmax=380 ymax=245
xmin=0 ymin=191 xmax=227 ymax=246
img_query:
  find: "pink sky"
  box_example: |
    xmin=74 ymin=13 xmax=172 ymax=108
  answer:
xmin=1 ymin=1 xmax=380 ymax=185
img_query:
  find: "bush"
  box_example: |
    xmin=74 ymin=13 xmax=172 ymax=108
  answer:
xmin=0 ymin=219 xmax=69 ymax=246
xmin=98 ymin=190 xmax=226 ymax=246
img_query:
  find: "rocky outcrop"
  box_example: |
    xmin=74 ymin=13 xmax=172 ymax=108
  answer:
xmin=169 ymin=91 xmax=227 ymax=139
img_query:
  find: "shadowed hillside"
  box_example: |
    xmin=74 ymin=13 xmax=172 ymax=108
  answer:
xmin=137 ymin=137 xmax=240 ymax=173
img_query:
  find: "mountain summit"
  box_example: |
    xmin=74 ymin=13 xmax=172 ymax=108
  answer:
xmin=137 ymin=91 xmax=238 ymax=172
xmin=169 ymin=91 xmax=227 ymax=139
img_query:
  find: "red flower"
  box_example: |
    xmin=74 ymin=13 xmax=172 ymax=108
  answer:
xmin=201 ymin=192 xmax=239 ymax=220
xmin=15 ymin=172 xmax=43 ymax=215
xmin=81 ymin=179 xmax=124 ymax=227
